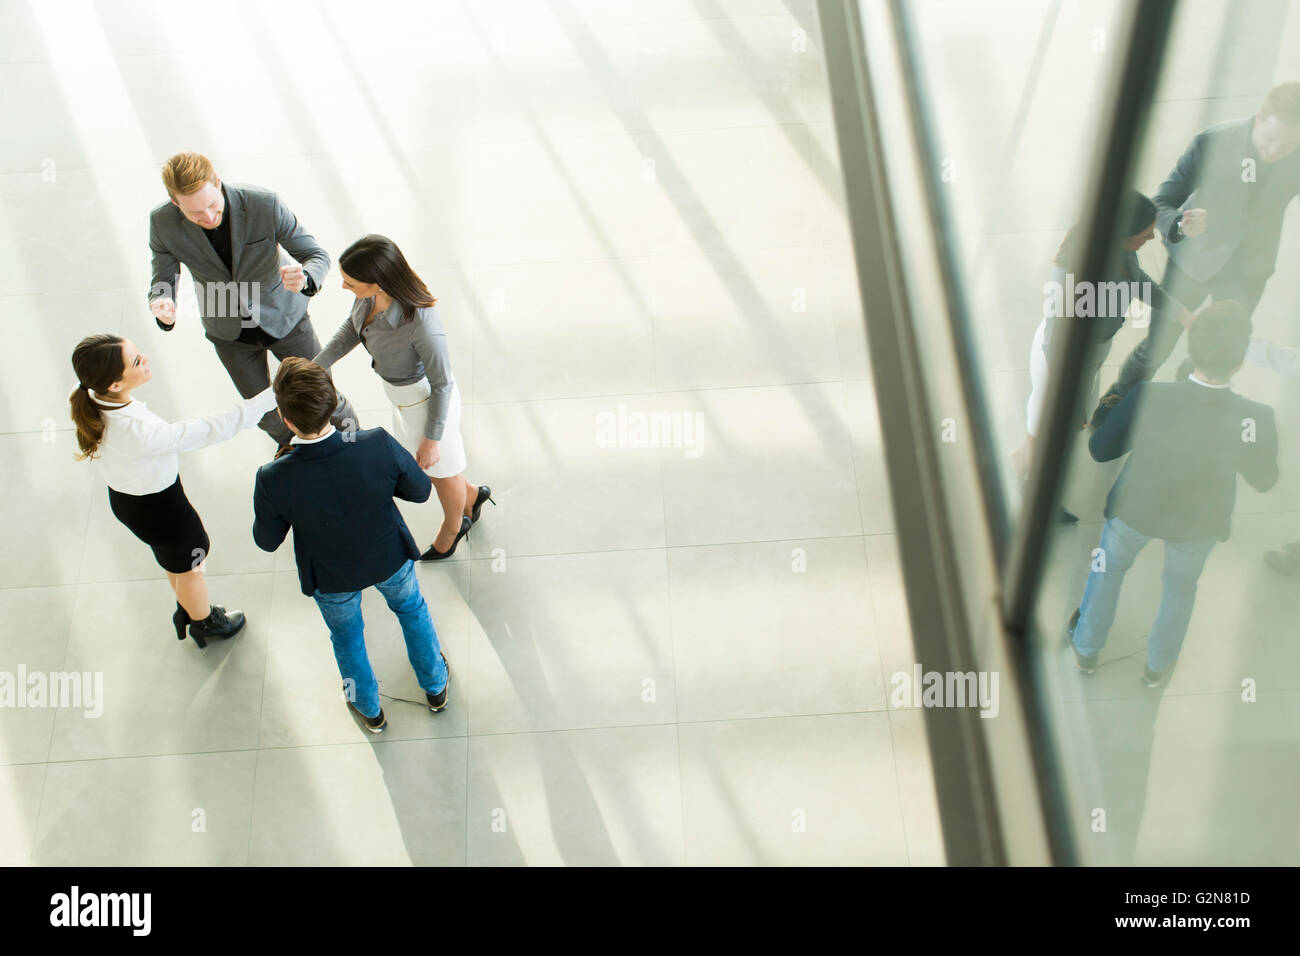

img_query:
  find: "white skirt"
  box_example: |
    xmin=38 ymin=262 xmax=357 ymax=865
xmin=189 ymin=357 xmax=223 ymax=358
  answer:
xmin=383 ymin=378 xmax=467 ymax=479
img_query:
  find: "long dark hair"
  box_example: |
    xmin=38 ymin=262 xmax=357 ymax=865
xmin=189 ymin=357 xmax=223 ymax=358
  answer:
xmin=339 ymin=234 xmax=436 ymax=323
xmin=1053 ymin=189 xmax=1158 ymax=270
xmin=70 ymin=334 xmax=126 ymax=460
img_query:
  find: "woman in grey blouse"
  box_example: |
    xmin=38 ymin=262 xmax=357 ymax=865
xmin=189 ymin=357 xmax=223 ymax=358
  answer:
xmin=314 ymin=235 xmax=492 ymax=560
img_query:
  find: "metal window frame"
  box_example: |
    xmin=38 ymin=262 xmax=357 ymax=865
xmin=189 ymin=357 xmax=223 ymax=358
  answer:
xmin=817 ymin=0 xmax=1178 ymax=864
xmin=817 ymin=0 xmax=1008 ymax=865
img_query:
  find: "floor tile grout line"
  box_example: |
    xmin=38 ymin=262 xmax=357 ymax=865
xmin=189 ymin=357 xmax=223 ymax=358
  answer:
xmin=0 ymin=7 xmax=828 ymax=73
xmin=28 ymin=471 xmax=99 ymax=862
xmin=9 ymin=679 xmax=1300 ymax=771
xmin=5 ymin=682 xmax=1295 ymax=772
xmin=885 ymin=707 xmax=916 ymax=868
xmin=0 ymin=239 xmax=862 ymax=303
xmin=11 ymin=674 xmax=1300 ymax=767
xmin=857 ymin=515 xmax=919 ymax=864
xmin=5 ymin=531 xmax=913 ymax=591
xmin=0 ymin=113 xmax=845 ymax=179
xmin=24 ymin=763 xmax=45 ymax=866
xmin=463 ymin=551 xmax=473 ymax=867
xmin=7 ymin=706 xmax=955 ymax=768
xmin=4 ymin=376 xmax=883 ymax=438
xmin=655 ymin=419 xmax=688 ymax=864
xmin=245 ymin=575 xmax=277 ymax=867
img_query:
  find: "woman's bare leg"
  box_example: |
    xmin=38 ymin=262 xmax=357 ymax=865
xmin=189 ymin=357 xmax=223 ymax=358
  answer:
xmin=461 ymin=477 xmax=479 ymax=518
xmin=431 ymin=474 xmax=469 ymax=551
xmin=167 ymin=568 xmax=211 ymax=620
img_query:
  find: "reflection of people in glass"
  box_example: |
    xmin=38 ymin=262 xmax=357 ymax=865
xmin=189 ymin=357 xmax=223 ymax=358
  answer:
xmin=1066 ymin=303 xmax=1278 ymax=686
xmin=1226 ymin=334 xmax=1300 ymax=574
xmin=1015 ymin=191 xmax=1192 ymax=512
xmin=1096 ymin=83 xmax=1300 ymax=419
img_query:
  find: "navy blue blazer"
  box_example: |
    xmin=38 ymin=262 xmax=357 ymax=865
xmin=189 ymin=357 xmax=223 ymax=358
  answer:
xmin=252 ymin=427 xmax=432 ymax=595
xmin=1090 ymin=380 xmax=1278 ymax=542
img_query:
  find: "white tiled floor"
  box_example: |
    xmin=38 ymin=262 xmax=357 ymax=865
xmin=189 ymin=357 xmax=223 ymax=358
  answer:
xmin=0 ymin=0 xmax=941 ymax=865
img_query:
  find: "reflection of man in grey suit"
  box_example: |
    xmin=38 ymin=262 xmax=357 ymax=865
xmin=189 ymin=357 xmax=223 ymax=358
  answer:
xmin=1096 ymin=83 xmax=1300 ymax=421
xmin=147 ymin=151 xmax=357 ymax=447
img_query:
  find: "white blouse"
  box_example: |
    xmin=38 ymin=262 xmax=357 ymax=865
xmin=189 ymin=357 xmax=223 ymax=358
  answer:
xmin=88 ymin=387 xmax=278 ymax=495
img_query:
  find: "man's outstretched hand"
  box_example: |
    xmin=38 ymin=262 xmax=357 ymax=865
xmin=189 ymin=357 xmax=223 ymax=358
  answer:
xmin=150 ymin=297 xmax=176 ymax=330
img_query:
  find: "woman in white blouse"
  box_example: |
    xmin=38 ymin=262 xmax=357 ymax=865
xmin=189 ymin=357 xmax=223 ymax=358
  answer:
xmin=70 ymin=333 xmax=277 ymax=647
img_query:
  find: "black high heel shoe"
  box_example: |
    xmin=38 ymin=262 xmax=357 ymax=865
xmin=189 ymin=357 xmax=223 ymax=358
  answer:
xmin=469 ymin=485 xmax=495 ymax=525
xmin=173 ymin=602 xmax=190 ymax=642
xmin=421 ymin=516 xmax=471 ymax=561
xmin=186 ymin=605 xmax=247 ymax=649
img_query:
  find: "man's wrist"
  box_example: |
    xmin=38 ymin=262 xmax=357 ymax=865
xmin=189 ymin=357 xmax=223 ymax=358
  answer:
xmin=301 ymin=273 xmax=317 ymax=297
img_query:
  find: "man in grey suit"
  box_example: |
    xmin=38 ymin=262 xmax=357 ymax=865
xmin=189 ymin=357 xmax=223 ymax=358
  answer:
xmin=147 ymin=151 xmax=357 ymax=448
xmin=1094 ymin=82 xmax=1300 ymax=423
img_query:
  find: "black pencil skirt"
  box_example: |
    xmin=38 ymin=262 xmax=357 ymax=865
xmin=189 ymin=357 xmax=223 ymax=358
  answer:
xmin=107 ymin=477 xmax=212 ymax=574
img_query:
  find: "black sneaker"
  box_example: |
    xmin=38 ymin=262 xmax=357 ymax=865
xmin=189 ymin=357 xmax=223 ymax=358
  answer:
xmin=427 ymin=652 xmax=450 ymax=713
xmin=1264 ymin=541 xmax=1300 ymax=576
xmin=1065 ymin=607 xmax=1080 ymax=644
xmin=1065 ymin=608 xmax=1097 ymax=673
xmin=1141 ymin=666 xmax=1165 ymax=688
xmin=347 ymin=701 xmax=387 ymax=733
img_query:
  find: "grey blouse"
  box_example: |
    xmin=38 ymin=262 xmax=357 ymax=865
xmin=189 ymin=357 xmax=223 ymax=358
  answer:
xmin=314 ymin=298 xmax=455 ymax=441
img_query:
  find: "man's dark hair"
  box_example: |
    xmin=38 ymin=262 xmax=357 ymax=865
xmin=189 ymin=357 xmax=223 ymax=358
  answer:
xmin=273 ymin=357 xmax=336 ymax=434
xmin=1188 ymin=301 xmax=1251 ymax=380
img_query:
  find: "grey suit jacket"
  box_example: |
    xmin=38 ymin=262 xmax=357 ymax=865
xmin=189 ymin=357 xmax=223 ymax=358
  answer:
xmin=1155 ymin=117 xmax=1300 ymax=282
xmin=147 ymin=182 xmax=331 ymax=342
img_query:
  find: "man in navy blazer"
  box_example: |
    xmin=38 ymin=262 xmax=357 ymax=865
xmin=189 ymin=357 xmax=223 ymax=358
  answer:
xmin=1068 ymin=303 xmax=1278 ymax=687
xmin=252 ymin=357 xmax=450 ymax=732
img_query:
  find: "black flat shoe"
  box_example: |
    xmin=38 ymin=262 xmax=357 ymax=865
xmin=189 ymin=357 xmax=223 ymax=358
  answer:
xmin=172 ymin=602 xmax=189 ymax=642
xmin=469 ymin=485 xmax=495 ymax=524
xmin=421 ymin=516 xmax=471 ymax=561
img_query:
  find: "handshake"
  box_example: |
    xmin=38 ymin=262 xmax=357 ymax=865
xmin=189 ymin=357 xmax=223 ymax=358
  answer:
xmin=149 ymin=263 xmax=311 ymax=329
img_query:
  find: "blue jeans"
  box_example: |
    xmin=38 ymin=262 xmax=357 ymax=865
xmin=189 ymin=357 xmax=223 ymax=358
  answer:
xmin=1073 ymin=516 xmax=1215 ymax=673
xmin=312 ymin=560 xmax=448 ymax=718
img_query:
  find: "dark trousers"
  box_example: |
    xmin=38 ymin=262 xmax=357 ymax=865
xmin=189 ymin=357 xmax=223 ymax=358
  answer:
xmin=1115 ymin=257 xmax=1268 ymax=396
xmin=208 ymin=315 xmax=358 ymax=445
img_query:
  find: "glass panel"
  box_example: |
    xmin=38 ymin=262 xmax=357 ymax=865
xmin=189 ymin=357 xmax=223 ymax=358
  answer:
xmin=1029 ymin=1 xmax=1300 ymax=864
xmin=896 ymin=0 xmax=1132 ymax=532
xmin=854 ymin=0 xmax=1148 ymax=860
